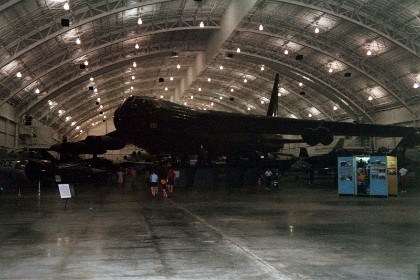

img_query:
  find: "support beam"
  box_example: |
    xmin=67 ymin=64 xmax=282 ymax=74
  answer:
xmin=175 ymin=0 xmax=259 ymax=99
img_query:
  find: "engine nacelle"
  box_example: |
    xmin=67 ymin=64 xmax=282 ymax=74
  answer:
xmin=318 ymin=127 xmax=334 ymax=145
xmin=301 ymin=127 xmax=334 ymax=146
xmin=301 ymin=128 xmax=319 ymax=146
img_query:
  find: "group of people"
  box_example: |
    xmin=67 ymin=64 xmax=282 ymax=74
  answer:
xmin=116 ymin=167 xmax=176 ymax=198
xmin=149 ymin=169 xmax=176 ymax=198
xmin=262 ymin=168 xmax=282 ymax=190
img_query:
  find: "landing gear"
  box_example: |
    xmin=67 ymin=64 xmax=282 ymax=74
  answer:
xmin=196 ymin=146 xmax=212 ymax=167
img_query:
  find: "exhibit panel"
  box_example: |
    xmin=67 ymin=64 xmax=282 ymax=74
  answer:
xmin=338 ymin=156 xmax=398 ymax=197
xmin=356 ymin=156 xmax=370 ymax=196
xmin=337 ymin=157 xmax=355 ymax=195
xmin=387 ymin=156 xmax=398 ymax=196
xmin=369 ymin=156 xmax=388 ymax=196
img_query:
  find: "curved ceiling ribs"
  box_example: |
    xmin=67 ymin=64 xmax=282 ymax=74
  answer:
xmin=0 ymin=0 xmax=418 ymax=140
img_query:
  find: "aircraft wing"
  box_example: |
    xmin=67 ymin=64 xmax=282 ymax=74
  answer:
xmin=203 ymin=115 xmax=419 ymax=146
xmin=50 ymin=130 xmax=126 ymax=155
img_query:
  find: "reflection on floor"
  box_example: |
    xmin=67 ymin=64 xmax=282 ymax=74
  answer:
xmin=0 ymin=177 xmax=418 ymax=280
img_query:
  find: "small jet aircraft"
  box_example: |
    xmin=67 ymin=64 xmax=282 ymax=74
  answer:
xmin=0 ymin=150 xmax=57 ymax=192
xmin=51 ymin=74 xmax=419 ymax=166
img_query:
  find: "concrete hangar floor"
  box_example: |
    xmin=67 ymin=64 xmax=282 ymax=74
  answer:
xmin=0 ymin=176 xmax=418 ymax=280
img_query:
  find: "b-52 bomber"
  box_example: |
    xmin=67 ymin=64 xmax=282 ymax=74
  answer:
xmin=51 ymin=74 xmax=419 ymax=166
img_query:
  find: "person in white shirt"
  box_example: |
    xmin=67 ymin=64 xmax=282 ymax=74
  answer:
xmin=264 ymin=168 xmax=273 ymax=190
xmin=398 ymin=167 xmax=408 ymax=193
xmin=150 ymin=171 xmax=159 ymax=197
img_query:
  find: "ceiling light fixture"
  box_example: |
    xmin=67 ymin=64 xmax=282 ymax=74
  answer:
xmin=165 ymin=87 xmax=168 ymax=91
xmin=160 ymin=95 xmax=163 ymax=99
xmin=284 ymin=49 xmax=288 ymax=55
xmin=219 ymin=65 xmax=223 ymax=70
xmin=314 ymin=27 xmax=320 ymax=33
xmin=308 ymin=113 xmax=312 ymax=117
xmin=177 ymin=64 xmax=180 ymax=69
xmin=208 ymin=78 xmax=211 ymax=82
xmin=170 ymin=76 xmax=174 ymax=81
xmin=198 ymin=88 xmax=202 ymax=91
xmin=333 ymin=106 xmax=338 ymax=110
xmin=366 ymin=50 xmax=372 ymax=56
xmin=84 ymin=61 xmax=88 ymax=66
xmin=244 ymin=79 xmax=247 ymax=83
xmin=138 ymin=18 xmax=142 ymax=25
xmin=63 ymin=2 xmax=69 ymax=10
xmin=131 ymin=75 xmax=135 ymax=80
xmin=76 ymin=38 xmax=81 ymax=44
xmin=260 ymin=65 xmax=265 ymax=71
xmin=236 ymin=47 xmax=241 ymax=53
xmin=132 ymin=62 xmax=137 ymax=67
xmin=368 ymin=96 xmax=373 ymax=101
xmin=199 ymin=21 xmax=204 ymax=28
xmin=230 ymin=88 xmax=234 ymax=92
xmin=328 ymin=68 xmax=333 ymax=73
xmin=259 ymin=24 xmax=263 ymax=31
xmin=299 ymin=82 xmax=303 ymax=87
xmin=35 ymin=88 xmax=40 ymax=94
xmin=413 ymin=83 xmax=419 ymax=89
xmin=16 ymin=72 xmax=22 ymax=78
xmin=219 ymin=96 xmax=223 ymax=100
xmin=135 ymin=43 xmax=139 ymax=49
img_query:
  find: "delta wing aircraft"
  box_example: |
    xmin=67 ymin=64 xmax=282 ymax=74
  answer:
xmin=51 ymin=74 xmax=419 ymax=165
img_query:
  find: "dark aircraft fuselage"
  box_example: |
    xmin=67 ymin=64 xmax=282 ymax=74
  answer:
xmin=113 ymin=96 xmax=418 ymax=156
xmin=113 ymin=96 xmax=285 ymax=155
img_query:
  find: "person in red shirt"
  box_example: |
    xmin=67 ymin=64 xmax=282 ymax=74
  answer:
xmin=166 ymin=169 xmax=176 ymax=195
xmin=160 ymin=178 xmax=168 ymax=198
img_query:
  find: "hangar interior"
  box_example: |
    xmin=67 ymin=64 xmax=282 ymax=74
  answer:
xmin=0 ymin=0 xmax=419 ymax=155
xmin=0 ymin=1 xmax=419 ymax=279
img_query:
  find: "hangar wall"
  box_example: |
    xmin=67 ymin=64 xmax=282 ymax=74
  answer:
xmin=0 ymin=103 xmax=58 ymax=150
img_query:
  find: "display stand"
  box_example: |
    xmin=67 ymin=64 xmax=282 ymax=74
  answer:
xmin=58 ymin=183 xmax=74 ymax=210
xmin=386 ymin=156 xmax=398 ymax=196
xmin=337 ymin=157 xmax=356 ymax=195
xmin=338 ymin=156 xmax=396 ymax=197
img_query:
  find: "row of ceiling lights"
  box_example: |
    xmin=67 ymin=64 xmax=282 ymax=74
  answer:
xmin=15 ymin=3 xmax=420 ymax=134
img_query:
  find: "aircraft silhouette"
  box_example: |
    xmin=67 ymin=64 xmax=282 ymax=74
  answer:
xmin=51 ymin=74 xmax=419 ymax=166
xmin=0 ymin=149 xmax=57 ymax=192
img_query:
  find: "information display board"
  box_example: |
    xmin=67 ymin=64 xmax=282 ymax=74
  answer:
xmin=338 ymin=156 xmax=397 ymax=197
xmin=369 ymin=156 xmax=388 ymax=196
xmin=338 ymin=157 xmax=355 ymax=195
xmin=58 ymin=184 xmax=72 ymax=198
xmin=387 ymin=156 xmax=398 ymax=196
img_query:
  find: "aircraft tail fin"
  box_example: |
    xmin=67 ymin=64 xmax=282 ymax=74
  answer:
xmin=388 ymin=132 xmax=420 ymax=156
xmin=267 ymin=73 xmax=279 ymax=117
xmin=298 ymin=147 xmax=309 ymax=158
xmin=332 ymin=138 xmax=345 ymax=151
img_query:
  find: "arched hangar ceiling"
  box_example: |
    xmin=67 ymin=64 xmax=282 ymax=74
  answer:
xmin=0 ymin=0 xmax=419 ymax=139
